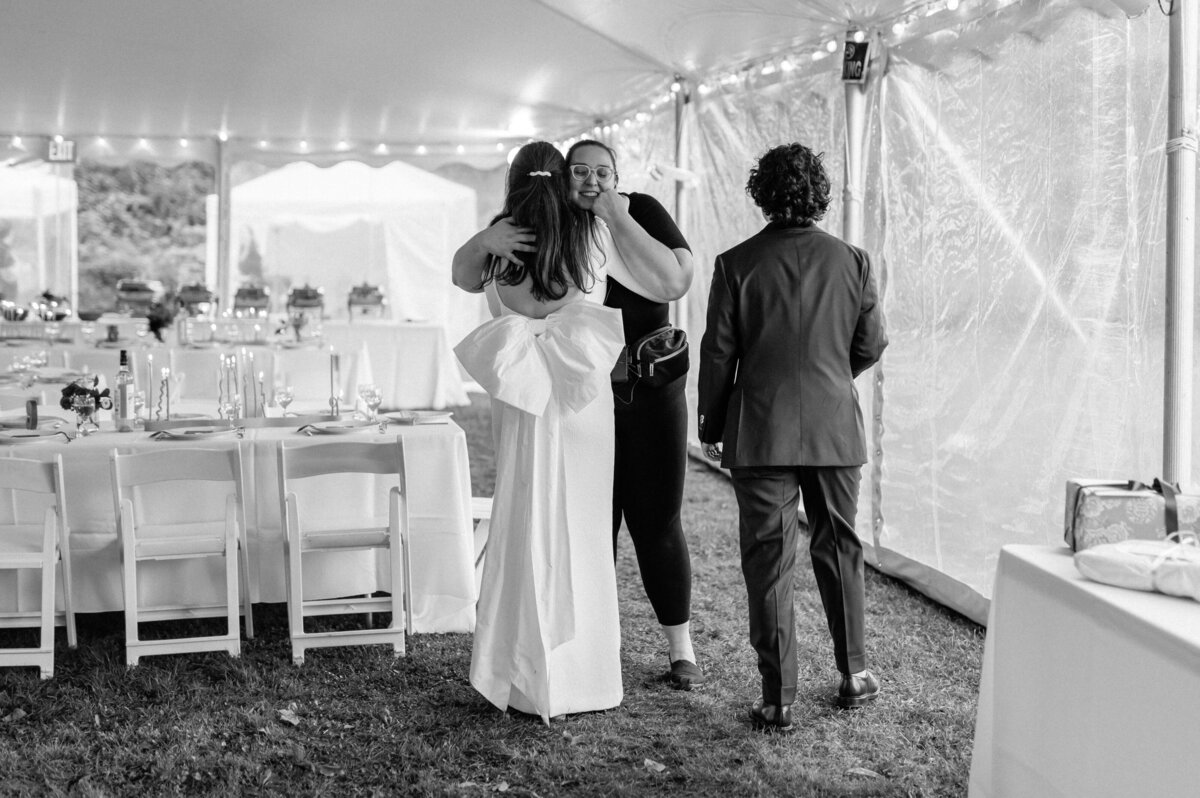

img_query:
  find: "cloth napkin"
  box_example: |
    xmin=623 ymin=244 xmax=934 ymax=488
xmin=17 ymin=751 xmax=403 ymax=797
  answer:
xmin=1074 ymin=533 xmax=1200 ymax=602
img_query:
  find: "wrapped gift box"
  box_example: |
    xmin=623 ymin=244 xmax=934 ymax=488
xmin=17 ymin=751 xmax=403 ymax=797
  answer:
xmin=1065 ymin=478 xmax=1200 ymax=551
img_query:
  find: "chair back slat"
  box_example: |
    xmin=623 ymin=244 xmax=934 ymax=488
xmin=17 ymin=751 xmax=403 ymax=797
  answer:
xmin=280 ymin=440 xmax=406 ymax=482
xmin=0 ymin=457 xmax=58 ymax=495
xmin=111 ymin=447 xmax=242 ymax=489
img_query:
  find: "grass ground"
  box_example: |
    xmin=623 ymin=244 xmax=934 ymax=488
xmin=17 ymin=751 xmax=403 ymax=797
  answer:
xmin=0 ymin=395 xmax=984 ymax=797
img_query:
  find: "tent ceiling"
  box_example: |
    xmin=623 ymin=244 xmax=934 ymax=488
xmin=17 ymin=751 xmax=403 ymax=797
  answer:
xmin=0 ymin=0 xmax=1151 ymax=152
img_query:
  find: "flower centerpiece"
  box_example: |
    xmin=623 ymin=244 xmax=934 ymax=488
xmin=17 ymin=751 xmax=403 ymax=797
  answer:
xmin=59 ymin=376 xmax=113 ymax=412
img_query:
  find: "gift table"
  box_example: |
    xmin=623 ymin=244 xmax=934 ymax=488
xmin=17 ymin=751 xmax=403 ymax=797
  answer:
xmin=969 ymin=545 xmax=1200 ymax=797
xmin=0 ymin=422 xmax=476 ymax=634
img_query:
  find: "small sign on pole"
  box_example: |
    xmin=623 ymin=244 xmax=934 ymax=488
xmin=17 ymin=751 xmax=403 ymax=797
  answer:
xmin=842 ymin=41 xmax=870 ymax=83
xmin=47 ymin=139 xmax=76 ymax=163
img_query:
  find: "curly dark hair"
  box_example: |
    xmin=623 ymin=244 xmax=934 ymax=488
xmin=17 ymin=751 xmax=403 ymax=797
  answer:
xmin=486 ymin=141 xmax=595 ymax=302
xmin=745 ymin=143 xmax=831 ymax=225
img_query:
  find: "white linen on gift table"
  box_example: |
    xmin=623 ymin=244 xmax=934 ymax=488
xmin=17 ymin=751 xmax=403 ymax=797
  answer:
xmin=969 ymin=545 xmax=1200 ymax=798
xmin=0 ymin=423 xmax=475 ymax=634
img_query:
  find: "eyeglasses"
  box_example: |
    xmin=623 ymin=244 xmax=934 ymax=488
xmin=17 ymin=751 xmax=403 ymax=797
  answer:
xmin=568 ymin=164 xmax=616 ymax=183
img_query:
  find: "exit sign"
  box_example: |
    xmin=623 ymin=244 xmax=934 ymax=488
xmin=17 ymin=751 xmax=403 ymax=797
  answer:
xmin=842 ymin=41 xmax=870 ymax=83
xmin=47 ymin=139 xmax=76 ymax=162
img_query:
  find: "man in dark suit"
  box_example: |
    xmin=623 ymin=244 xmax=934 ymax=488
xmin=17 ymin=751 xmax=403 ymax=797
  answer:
xmin=698 ymin=143 xmax=888 ymax=732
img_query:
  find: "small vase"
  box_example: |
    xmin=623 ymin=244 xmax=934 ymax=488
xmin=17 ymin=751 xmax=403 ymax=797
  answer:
xmin=72 ymin=395 xmax=99 ymax=436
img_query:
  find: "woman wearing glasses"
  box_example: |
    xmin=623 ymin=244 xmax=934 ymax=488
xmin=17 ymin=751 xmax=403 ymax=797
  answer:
xmin=453 ymin=140 xmax=702 ymax=690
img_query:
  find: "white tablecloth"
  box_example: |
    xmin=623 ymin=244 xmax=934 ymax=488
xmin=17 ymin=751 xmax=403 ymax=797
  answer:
xmin=969 ymin=545 xmax=1200 ymax=797
xmin=0 ymin=423 xmax=476 ymax=634
xmin=323 ymin=321 xmax=468 ymax=409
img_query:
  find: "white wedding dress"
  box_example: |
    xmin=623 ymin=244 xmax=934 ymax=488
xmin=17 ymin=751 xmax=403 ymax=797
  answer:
xmin=454 ymin=271 xmax=625 ymax=723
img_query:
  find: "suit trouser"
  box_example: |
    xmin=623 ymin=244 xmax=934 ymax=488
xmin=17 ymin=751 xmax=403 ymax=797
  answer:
xmin=730 ymin=464 xmax=867 ymax=706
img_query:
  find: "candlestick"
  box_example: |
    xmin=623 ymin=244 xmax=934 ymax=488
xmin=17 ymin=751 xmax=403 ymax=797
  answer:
xmin=329 ymin=350 xmax=340 ymax=416
xmin=160 ymin=367 xmax=170 ymax=420
xmin=146 ymin=354 xmax=152 ymax=394
xmin=258 ymin=370 xmax=265 ymax=417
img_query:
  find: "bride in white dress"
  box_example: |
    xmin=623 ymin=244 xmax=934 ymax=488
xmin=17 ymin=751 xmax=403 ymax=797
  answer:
xmin=454 ymin=142 xmax=625 ymax=723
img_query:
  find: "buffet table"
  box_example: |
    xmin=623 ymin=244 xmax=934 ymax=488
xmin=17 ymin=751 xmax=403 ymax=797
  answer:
xmin=0 ymin=320 xmax=468 ymax=410
xmin=0 ymin=422 xmax=476 ymax=634
xmin=969 ymin=545 xmax=1200 ymax=797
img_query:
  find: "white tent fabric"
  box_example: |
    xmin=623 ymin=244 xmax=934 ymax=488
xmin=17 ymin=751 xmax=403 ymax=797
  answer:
xmin=0 ymin=0 xmax=1174 ymax=625
xmin=217 ymin=161 xmax=485 ymax=347
xmin=0 ymin=163 xmax=78 ymax=304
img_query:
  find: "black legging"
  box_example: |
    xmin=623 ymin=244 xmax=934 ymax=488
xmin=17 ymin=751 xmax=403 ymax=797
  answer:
xmin=612 ymin=375 xmax=692 ymax=626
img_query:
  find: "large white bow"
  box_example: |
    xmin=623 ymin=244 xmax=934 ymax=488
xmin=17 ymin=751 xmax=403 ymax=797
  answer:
xmin=455 ymin=301 xmax=624 ymax=417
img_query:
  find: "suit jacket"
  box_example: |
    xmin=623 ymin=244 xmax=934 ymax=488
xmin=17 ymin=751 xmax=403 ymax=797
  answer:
xmin=697 ymin=222 xmax=887 ymax=468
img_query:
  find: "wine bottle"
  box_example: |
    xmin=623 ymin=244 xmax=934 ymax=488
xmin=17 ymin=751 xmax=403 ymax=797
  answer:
xmin=114 ymin=349 xmax=134 ymax=432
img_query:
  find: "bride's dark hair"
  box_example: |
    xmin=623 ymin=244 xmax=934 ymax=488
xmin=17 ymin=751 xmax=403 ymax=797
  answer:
xmin=485 ymin=141 xmax=594 ymax=302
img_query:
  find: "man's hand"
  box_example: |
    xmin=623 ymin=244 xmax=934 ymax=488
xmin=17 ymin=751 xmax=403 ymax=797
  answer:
xmin=703 ymin=442 xmax=723 ymax=461
xmin=479 ymin=218 xmax=536 ymax=266
xmin=589 ymin=188 xmax=630 ymax=227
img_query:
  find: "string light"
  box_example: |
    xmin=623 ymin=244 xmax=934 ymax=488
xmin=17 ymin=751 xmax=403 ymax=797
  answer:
xmin=853 ymin=30 xmax=866 ymax=43
xmin=415 ymin=144 xmax=427 ymax=155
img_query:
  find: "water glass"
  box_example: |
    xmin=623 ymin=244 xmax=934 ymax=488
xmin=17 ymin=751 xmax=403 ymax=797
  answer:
xmin=357 ymin=384 xmax=382 ymax=421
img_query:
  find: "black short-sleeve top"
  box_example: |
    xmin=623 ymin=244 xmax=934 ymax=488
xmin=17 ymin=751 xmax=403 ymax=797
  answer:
xmin=603 ymin=192 xmax=691 ymax=344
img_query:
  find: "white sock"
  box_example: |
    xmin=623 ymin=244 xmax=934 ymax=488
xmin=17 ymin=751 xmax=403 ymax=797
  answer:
xmin=850 ymin=669 xmax=869 ymax=678
xmin=662 ymin=622 xmax=695 ymax=664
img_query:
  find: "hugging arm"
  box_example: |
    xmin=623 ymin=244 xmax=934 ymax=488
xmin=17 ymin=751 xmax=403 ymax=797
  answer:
xmin=451 ymin=219 xmax=535 ymax=293
xmin=594 ymin=190 xmax=694 ymax=302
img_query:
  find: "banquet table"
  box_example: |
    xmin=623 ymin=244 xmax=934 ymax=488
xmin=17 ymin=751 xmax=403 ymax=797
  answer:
xmin=968 ymin=545 xmax=1200 ymax=797
xmin=0 ymin=422 xmax=476 ymax=635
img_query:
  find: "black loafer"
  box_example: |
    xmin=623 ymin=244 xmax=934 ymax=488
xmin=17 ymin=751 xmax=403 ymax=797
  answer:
xmin=666 ymin=659 xmax=706 ymax=691
xmin=836 ymin=670 xmax=881 ymax=708
xmin=748 ymin=699 xmax=794 ymax=732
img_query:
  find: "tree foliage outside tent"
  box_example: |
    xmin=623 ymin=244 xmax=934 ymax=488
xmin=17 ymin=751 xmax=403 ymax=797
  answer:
xmin=75 ymin=159 xmax=213 ymax=312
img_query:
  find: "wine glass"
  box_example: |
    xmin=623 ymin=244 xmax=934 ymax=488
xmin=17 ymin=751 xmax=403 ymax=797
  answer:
xmin=357 ymin=383 xmax=382 ymax=421
xmin=276 ymin=385 xmax=294 ymax=415
xmin=131 ymin=390 xmax=146 ymax=429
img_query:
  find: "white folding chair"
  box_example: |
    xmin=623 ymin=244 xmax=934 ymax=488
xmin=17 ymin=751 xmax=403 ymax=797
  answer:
xmin=110 ymin=446 xmax=254 ymax=667
xmin=471 ymin=496 xmax=492 ymax=598
xmin=277 ymin=439 xmax=411 ymax=665
xmin=0 ymin=454 xmax=76 ymax=679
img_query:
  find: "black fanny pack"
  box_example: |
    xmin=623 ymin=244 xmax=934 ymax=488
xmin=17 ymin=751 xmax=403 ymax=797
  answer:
xmin=611 ymin=325 xmax=689 ymax=388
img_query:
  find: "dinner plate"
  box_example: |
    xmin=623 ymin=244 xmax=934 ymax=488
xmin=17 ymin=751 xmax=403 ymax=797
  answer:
xmin=384 ymin=410 xmax=454 ymax=425
xmin=148 ymin=427 xmax=242 ymax=441
xmin=34 ymin=367 xmax=86 ymax=383
xmin=0 ymin=429 xmax=71 ymax=444
xmin=0 ymin=415 xmax=68 ymax=430
xmin=297 ymin=420 xmax=378 ymax=435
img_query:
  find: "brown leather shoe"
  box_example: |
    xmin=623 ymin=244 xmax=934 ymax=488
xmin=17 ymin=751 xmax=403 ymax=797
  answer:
xmin=666 ymin=659 xmax=706 ymax=691
xmin=836 ymin=670 xmax=881 ymax=708
xmin=748 ymin=698 xmax=794 ymax=732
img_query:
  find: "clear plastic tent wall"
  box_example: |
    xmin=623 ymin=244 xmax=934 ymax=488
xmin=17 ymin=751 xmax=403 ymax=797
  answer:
xmin=616 ymin=3 xmax=1175 ymax=625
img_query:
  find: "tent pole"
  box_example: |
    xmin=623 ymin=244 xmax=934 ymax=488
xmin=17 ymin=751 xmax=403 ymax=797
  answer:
xmin=1164 ymin=0 xmax=1197 ymax=486
xmin=842 ymin=75 xmax=868 ymax=248
xmin=216 ymin=138 xmax=231 ymax=313
xmin=673 ymin=78 xmax=690 ymax=330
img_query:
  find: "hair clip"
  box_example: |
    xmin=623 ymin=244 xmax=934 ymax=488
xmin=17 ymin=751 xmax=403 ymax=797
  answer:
xmin=528 ymin=171 xmax=552 ymax=177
